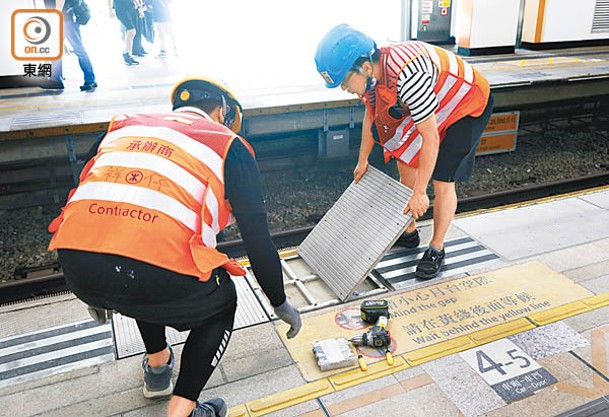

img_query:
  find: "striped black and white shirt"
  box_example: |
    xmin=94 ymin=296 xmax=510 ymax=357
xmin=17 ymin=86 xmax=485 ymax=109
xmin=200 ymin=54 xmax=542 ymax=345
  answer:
xmin=386 ymin=43 xmax=440 ymax=124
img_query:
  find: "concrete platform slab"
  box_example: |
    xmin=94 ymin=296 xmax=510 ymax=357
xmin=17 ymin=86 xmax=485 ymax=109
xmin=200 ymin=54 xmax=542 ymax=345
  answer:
xmin=535 ymin=242 xmax=609 ymax=272
xmin=453 ymin=198 xmax=609 ymax=261
xmin=509 ymin=322 xmax=589 ymax=360
xmin=580 ymin=190 xmax=609 ymax=210
xmin=579 ymin=275 xmax=609 ymax=296
xmin=0 ymin=294 xmax=89 ymax=338
xmin=423 ymin=354 xmax=506 ymax=417
xmin=562 ymin=260 xmax=609 ymax=284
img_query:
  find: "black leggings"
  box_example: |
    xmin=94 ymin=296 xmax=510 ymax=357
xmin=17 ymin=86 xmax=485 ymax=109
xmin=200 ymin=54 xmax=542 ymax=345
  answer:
xmin=137 ymin=308 xmax=235 ymax=401
xmin=57 ymin=249 xmax=238 ymax=401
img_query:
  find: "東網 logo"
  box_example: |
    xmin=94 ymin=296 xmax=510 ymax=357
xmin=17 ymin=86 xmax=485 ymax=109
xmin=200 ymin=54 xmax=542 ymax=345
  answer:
xmin=11 ymin=9 xmax=63 ymax=61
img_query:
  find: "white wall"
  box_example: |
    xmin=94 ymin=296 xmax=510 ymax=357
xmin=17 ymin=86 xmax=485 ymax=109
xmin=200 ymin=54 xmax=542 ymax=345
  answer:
xmin=455 ymin=0 xmax=520 ymax=49
xmin=523 ymin=0 xmax=609 ymax=43
xmin=469 ymin=0 xmax=520 ymax=48
xmin=542 ymin=0 xmax=608 ymax=42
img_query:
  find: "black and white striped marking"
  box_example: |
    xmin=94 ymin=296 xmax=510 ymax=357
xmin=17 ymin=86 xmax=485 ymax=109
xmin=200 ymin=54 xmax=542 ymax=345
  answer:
xmin=376 ymin=236 xmax=502 ymax=290
xmin=0 ymin=320 xmax=114 ymax=388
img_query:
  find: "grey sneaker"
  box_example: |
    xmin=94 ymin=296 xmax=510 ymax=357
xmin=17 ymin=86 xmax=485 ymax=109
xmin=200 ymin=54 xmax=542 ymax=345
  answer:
xmin=142 ymin=345 xmax=174 ymax=399
xmin=191 ymin=398 xmax=227 ymax=417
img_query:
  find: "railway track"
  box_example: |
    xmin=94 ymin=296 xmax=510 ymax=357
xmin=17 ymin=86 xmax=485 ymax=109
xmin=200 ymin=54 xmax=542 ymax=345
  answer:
xmin=3 ymin=171 xmax=608 ymax=305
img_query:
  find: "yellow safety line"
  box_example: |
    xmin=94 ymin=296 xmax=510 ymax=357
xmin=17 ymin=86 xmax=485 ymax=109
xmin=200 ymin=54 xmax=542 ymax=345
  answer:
xmin=230 ymin=291 xmax=609 ymax=416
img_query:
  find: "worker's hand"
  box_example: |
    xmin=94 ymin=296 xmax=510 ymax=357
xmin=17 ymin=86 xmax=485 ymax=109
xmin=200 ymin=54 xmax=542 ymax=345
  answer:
xmin=273 ymin=299 xmax=302 ymax=339
xmin=353 ymin=160 xmax=369 ymax=183
xmin=404 ymin=192 xmax=429 ymax=220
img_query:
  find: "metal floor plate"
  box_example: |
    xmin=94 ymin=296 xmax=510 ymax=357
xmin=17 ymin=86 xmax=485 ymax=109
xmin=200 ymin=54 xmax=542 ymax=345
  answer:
xmin=298 ymin=165 xmax=413 ymax=301
xmin=113 ymin=273 xmax=270 ymax=359
xmin=376 ymin=236 xmax=503 ymax=290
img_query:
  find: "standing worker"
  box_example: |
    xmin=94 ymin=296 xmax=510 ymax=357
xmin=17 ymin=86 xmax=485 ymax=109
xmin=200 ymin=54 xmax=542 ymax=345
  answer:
xmin=47 ymin=76 xmax=302 ymax=417
xmin=315 ymin=24 xmax=493 ymax=279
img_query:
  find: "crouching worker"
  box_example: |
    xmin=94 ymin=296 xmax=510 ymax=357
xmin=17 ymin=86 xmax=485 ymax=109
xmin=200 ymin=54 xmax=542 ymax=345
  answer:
xmin=47 ymin=76 xmax=302 ymax=417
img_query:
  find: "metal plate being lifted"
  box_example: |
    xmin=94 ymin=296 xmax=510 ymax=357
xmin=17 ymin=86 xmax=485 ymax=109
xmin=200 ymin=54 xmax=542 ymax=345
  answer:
xmin=298 ymin=165 xmax=413 ymax=301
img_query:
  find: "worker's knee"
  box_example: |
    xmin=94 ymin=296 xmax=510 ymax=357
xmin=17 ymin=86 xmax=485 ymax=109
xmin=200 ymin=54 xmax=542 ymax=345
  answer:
xmin=432 ymin=180 xmax=456 ymax=198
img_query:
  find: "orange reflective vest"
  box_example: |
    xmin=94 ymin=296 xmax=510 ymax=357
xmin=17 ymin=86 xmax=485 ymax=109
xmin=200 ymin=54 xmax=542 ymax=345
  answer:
xmin=48 ymin=110 xmax=254 ymax=281
xmin=362 ymin=42 xmax=490 ymax=166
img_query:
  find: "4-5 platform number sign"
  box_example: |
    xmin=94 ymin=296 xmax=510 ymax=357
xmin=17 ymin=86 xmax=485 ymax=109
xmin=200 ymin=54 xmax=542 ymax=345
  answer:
xmin=476 ymin=347 xmax=530 ymax=377
xmin=460 ymin=339 xmax=557 ymax=402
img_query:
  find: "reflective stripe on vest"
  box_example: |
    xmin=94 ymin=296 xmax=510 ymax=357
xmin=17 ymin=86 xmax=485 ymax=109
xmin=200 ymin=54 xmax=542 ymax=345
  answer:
xmin=95 ymin=124 xmax=228 ymax=238
xmin=49 ymin=113 xmax=249 ymax=281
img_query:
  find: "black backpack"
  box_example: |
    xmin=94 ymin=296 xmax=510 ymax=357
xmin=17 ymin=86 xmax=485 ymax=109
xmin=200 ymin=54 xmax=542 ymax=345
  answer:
xmin=66 ymin=0 xmax=91 ymax=25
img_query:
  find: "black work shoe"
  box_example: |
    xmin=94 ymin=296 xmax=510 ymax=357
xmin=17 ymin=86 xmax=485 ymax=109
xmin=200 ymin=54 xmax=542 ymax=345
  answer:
xmin=394 ymin=229 xmax=420 ymax=248
xmin=191 ymin=398 xmax=227 ymax=417
xmin=123 ymin=53 xmax=139 ymax=66
xmin=80 ymin=81 xmax=97 ymax=92
xmin=415 ymin=247 xmax=445 ymax=279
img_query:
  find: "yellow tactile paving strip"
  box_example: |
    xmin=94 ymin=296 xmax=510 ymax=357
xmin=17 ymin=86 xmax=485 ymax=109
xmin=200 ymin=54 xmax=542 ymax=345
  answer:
xmin=228 ymin=284 xmax=609 ymax=416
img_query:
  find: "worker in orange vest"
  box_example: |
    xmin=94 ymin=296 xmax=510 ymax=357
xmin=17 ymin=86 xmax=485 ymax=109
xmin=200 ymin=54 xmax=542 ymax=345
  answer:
xmin=48 ymin=76 xmax=301 ymax=417
xmin=315 ymin=24 xmax=493 ymax=279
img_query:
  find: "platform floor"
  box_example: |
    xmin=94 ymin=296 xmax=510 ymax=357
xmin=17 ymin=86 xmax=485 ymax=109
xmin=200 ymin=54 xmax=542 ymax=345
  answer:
xmin=0 ymin=0 xmax=609 ymax=137
xmin=2 ymin=186 xmax=609 ymax=417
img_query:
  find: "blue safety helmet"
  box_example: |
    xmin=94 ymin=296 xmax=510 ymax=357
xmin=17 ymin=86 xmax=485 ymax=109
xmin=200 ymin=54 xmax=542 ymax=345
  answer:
xmin=315 ymin=24 xmax=376 ymax=88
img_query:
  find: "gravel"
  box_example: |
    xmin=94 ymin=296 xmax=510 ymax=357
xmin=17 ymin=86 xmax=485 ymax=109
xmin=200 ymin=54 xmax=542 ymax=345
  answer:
xmin=1 ymin=126 xmax=608 ymax=282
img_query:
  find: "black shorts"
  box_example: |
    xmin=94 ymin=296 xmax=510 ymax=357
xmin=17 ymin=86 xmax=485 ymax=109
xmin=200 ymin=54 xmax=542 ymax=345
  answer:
xmin=114 ymin=0 xmax=138 ymax=30
xmin=58 ymin=249 xmax=237 ymax=331
xmin=432 ymin=93 xmax=494 ymax=183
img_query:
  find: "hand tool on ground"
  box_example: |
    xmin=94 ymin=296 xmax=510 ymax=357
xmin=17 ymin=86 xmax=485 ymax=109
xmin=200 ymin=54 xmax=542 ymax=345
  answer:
xmin=349 ymin=299 xmax=394 ymax=370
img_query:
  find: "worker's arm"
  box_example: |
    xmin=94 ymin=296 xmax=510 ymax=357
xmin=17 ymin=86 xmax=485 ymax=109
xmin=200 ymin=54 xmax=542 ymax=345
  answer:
xmin=405 ymin=114 xmax=440 ymax=219
xmin=354 ymin=107 xmax=375 ymax=183
xmin=397 ymin=64 xmax=440 ymax=219
xmin=224 ymin=139 xmax=301 ymax=338
xmin=224 ymin=139 xmax=285 ymax=306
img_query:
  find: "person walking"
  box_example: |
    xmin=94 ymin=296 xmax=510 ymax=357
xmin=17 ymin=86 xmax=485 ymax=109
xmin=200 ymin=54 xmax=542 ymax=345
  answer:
xmin=113 ymin=0 xmax=141 ymax=65
xmin=315 ymin=24 xmax=493 ymax=279
xmin=150 ymin=0 xmax=178 ymax=58
xmin=42 ymin=0 xmax=97 ymax=91
xmin=47 ymin=76 xmax=302 ymax=417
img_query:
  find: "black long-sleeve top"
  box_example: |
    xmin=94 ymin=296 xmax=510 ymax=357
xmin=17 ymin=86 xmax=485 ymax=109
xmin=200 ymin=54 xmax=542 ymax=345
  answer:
xmin=223 ymin=139 xmax=286 ymax=307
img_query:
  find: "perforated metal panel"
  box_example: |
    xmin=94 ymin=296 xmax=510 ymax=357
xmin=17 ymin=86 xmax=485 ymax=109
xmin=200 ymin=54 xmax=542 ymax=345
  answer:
xmin=298 ymin=165 xmax=413 ymax=301
xmin=11 ymin=112 xmax=82 ymax=129
xmin=113 ymin=274 xmax=269 ymax=359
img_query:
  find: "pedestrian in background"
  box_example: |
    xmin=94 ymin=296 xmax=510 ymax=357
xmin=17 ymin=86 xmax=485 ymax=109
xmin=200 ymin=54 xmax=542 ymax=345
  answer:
xmin=112 ymin=0 xmax=141 ymax=65
xmin=150 ymin=0 xmax=178 ymax=58
xmin=47 ymin=77 xmax=302 ymax=417
xmin=315 ymin=24 xmax=493 ymax=279
xmin=42 ymin=0 xmax=97 ymax=91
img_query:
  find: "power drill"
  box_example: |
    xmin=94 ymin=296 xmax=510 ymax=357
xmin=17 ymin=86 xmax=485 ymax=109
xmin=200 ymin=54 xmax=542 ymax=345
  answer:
xmin=349 ymin=315 xmax=391 ymax=348
xmin=349 ymin=299 xmax=393 ymax=368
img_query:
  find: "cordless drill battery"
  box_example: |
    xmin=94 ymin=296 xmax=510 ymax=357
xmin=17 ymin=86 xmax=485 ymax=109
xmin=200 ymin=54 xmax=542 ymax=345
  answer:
xmin=360 ymin=299 xmax=390 ymax=325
